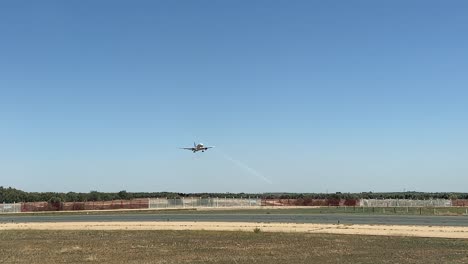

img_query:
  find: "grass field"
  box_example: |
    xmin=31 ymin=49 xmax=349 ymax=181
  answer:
xmin=3 ymin=206 xmax=468 ymax=217
xmin=1 ymin=230 xmax=468 ymax=263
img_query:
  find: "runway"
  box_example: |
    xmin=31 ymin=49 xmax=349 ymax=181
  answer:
xmin=1 ymin=213 xmax=467 ymax=226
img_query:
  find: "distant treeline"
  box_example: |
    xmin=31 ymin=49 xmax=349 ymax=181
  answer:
xmin=1 ymin=186 xmax=467 ymax=203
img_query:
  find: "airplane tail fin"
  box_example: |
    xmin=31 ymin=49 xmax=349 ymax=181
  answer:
xmin=194 ymin=142 xmax=196 ymax=147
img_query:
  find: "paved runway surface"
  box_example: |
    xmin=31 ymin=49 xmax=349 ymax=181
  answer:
xmin=1 ymin=213 xmax=467 ymax=226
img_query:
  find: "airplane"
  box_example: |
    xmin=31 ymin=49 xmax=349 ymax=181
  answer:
xmin=180 ymin=142 xmax=215 ymax=153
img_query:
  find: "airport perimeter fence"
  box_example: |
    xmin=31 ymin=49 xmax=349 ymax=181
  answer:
xmin=18 ymin=198 xmax=261 ymax=212
xmin=149 ymin=197 xmax=262 ymax=209
xmin=1 ymin=203 xmax=21 ymax=213
xmin=3 ymin=198 xmax=468 ymax=213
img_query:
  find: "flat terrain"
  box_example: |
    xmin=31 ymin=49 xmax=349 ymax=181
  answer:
xmin=3 ymin=221 xmax=468 ymax=239
xmin=2 ymin=212 xmax=468 ymax=226
xmin=1 ymin=230 xmax=467 ymax=264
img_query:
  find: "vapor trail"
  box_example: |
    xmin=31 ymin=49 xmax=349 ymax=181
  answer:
xmin=222 ymin=153 xmax=273 ymax=185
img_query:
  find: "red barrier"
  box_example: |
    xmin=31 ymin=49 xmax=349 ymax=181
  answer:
xmin=21 ymin=202 xmax=62 ymax=212
xmin=21 ymin=199 xmax=149 ymax=212
xmin=452 ymin=199 xmax=468 ymax=206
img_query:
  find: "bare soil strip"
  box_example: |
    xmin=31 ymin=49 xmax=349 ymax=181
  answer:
xmin=1 ymin=221 xmax=468 ymax=239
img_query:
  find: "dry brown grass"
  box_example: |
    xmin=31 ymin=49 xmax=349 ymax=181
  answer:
xmin=1 ymin=230 xmax=468 ymax=264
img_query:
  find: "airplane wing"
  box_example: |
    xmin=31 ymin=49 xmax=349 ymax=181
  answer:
xmin=204 ymin=146 xmax=215 ymax=149
xmin=180 ymin=147 xmax=195 ymax=151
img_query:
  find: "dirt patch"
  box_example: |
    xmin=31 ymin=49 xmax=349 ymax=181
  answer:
xmin=1 ymin=222 xmax=468 ymax=239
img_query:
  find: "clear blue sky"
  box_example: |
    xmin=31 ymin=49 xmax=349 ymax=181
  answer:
xmin=1 ymin=1 xmax=467 ymax=193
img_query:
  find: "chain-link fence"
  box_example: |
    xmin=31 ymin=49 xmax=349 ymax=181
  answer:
xmin=0 ymin=203 xmax=21 ymax=213
xmin=360 ymin=199 xmax=452 ymax=207
xmin=149 ymin=198 xmax=262 ymax=209
xmin=4 ymin=198 xmax=468 ymax=213
xmin=261 ymin=198 xmax=360 ymax=206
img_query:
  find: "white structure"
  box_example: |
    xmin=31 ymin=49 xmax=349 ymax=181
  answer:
xmin=149 ymin=197 xmax=261 ymax=209
xmin=360 ymin=199 xmax=452 ymax=207
xmin=0 ymin=203 xmax=21 ymax=213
